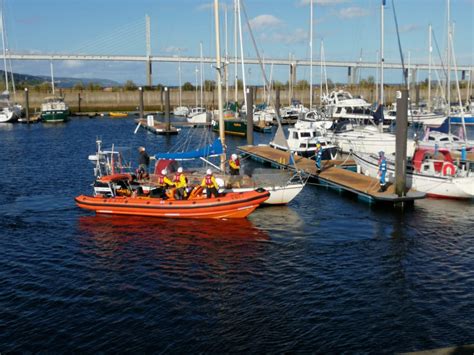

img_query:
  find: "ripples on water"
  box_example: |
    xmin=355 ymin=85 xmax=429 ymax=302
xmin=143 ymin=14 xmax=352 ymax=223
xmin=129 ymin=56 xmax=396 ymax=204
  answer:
xmin=0 ymin=119 xmax=473 ymax=352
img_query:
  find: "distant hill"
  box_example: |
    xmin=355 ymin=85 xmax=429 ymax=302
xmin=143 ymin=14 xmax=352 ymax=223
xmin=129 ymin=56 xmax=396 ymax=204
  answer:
xmin=0 ymin=70 xmax=120 ymax=88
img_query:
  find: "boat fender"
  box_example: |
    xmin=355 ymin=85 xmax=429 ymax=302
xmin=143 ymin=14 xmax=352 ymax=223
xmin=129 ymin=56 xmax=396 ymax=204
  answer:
xmin=442 ymin=162 xmax=456 ymax=176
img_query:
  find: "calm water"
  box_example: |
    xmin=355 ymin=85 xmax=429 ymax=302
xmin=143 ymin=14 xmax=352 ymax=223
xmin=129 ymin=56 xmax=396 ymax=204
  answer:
xmin=0 ymin=117 xmax=473 ymax=352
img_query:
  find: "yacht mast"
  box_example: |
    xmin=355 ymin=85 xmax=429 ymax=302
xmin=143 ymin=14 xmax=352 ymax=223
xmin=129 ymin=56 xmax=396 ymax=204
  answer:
xmin=447 ymin=0 xmax=451 ymax=112
xmin=195 ymin=65 xmax=198 ymax=107
xmin=224 ymin=3 xmax=229 ymax=104
xmin=214 ymin=0 xmax=226 ymax=170
xmin=233 ymin=0 xmax=238 ymax=104
xmin=309 ymin=0 xmax=313 ymax=109
xmin=380 ymin=0 xmax=385 ymax=106
xmin=200 ymin=42 xmax=204 ymax=108
xmin=428 ymin=24 xmax=432 ymax=112
xmin=178 ymin=53 xmax=182 ymax=107
xmin=237 ymin=0 xmax=247 ymax=112
xmin=0 ymin=4 xmax=8 ymax=92
xmin=50 ymin=60 xmax=55 ymax=95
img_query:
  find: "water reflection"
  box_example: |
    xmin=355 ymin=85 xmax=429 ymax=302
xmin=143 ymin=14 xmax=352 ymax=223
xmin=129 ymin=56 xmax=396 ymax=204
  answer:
xmin=77 ymin=215 xmax=269 ymax=257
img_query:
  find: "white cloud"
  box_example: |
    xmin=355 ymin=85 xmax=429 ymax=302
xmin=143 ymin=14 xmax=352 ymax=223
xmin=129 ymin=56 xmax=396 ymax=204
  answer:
xmin=163 ymin=46 xmax=188 ymax=53
xmin=272 ymin=28 xmax=308 ymax=45
xmin=63 ymin=60 xmax=84 ymax=68
xmin=399 ymin=24 xmax=420 ymax=33
xmin=196 ymin=2 xmax=227 ymax=11
xmin=298 ymin=0 xmax=350 ymax=6
xmin=249 ymin=14 xmax=283 ymax=30
xmin=196 ymin=2 xmax=213 ymax=11
xmin=338 ymin=7 xmax=370 ymax=18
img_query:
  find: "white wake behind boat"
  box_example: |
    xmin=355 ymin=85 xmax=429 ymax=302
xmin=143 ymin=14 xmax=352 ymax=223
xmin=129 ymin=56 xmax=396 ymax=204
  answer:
xmin=353 ymin=147 xmax=474 ymax=199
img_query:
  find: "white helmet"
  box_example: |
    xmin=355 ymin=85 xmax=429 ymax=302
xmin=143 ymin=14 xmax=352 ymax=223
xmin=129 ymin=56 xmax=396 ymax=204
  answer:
xmin=231 ymin=153 xmax=237 ymax=160
xmin=161 ymin=169 xmax=167 ymax=175
xmin=177 ymin=167 xmax=183 ymax=173
xmin=206 ymin=169 xmax=212 ymax=175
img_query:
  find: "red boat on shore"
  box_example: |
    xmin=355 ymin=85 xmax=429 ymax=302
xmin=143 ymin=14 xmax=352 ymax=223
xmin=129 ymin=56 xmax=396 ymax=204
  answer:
xmin=75 ymin=174 xmax=270 ymax=219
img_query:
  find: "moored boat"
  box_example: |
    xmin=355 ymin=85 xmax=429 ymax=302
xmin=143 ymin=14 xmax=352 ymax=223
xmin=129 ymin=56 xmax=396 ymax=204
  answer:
xmin=109 ymin=112 xmax=128 ymax=118
xmin=75 ymin=173 xmax=270 ymax=219
xmin=353 ymin=147 xmax=474 ymax=199
xmin=40 ymin=96 xmax=70 ymax=123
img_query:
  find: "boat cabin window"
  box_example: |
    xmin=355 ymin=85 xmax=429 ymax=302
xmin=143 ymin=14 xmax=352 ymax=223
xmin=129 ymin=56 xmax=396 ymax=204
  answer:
xmin=299 ymin=143 xmax=307 ymax=148
xmin=336 ymin=108 xmax=342 ymax=114
xmin=346 ymin=107 xmax=353 ymax=113
xmin=293 ymin=132 xmax=298 ymax=139
xmin=453 ymin=137 xmax=460 ymax=141
xmin=440 ymin=137 xmax=449 ymax=142
xmin=428 ymin=136 xmax=436 ymax=141
xmin=308 ymin=143 xmax=317 ymax=148
xmin=300 ymin=132 xmax=311 ymax=138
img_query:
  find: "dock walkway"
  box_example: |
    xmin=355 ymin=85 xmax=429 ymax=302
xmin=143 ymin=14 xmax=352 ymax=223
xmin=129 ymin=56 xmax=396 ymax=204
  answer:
xmin=135 ymin=119 xmax=180 ymax=135
xmin=238 ymin=145 xmax=426 ymax=205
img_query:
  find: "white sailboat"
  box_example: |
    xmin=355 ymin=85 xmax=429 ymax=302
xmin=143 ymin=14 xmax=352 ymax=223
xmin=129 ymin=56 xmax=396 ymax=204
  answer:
xmin=187 ymin=42 xmax=211 ymax=124
xmin=0 ymin=4 xmax=18 ymax=123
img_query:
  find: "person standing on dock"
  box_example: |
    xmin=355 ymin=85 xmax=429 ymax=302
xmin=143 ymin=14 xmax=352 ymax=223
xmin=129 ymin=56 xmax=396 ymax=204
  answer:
xmin=138 ymin=146 xmax=154 ymax=180
xmin=228 ymin=153 xmax=241 ymax=188
xmin=378 ymin=151 xmax=387 ymax=192
xmin=201 ymin=169 xmax=220 ymax=198
xmin=315 ymin=143 xmax=323 ymax=172
xmin=173 ymin=167 xmax=188 ymax=200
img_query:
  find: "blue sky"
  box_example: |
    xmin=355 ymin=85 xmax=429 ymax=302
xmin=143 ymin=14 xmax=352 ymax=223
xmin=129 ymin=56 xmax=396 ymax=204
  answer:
xmin=4 ymin=0 xmax=473 ymax=85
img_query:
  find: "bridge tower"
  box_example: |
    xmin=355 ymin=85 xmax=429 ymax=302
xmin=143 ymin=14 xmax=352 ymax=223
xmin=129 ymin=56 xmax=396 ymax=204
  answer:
xmin=145 ymin=15 xmax=152 ymax=87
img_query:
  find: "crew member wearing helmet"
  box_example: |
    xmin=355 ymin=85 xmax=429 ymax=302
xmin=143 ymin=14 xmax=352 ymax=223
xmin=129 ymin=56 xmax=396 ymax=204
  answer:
xmin=228 ymin=153 xmax=241 ymax=188
xmin=201 ymin=169 xmax=220 ymax=198
xmin=229 ymin=153 xmax=240 ymax=175
xmin=151 ymin=169 xmax=174 ymax=199
xmin=173 ymin=167 xmax=188 ymax=200
xmin=315 ymin=143 xmax=323 ymax=172
xmin=378 ymin=151 xmax=387 ymax=192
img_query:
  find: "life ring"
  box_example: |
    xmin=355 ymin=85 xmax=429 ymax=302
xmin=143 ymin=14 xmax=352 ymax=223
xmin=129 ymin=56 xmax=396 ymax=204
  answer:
xmin=442 ymin=162 xmax=456 ymax=176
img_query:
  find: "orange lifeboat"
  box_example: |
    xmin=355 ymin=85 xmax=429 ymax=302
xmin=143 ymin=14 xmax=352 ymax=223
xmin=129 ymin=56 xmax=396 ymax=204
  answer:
xmin=75 ymin=188 xmax=270 ymax=219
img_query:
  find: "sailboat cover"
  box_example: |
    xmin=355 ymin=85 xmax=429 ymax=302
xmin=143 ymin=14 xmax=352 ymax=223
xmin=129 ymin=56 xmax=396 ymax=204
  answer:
xmin=154 ymin=138 xmax=223 ymax=160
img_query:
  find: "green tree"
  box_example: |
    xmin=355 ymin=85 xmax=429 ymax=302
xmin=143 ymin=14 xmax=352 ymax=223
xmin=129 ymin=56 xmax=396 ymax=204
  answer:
xmin=204 ymin=80 xmax=216 ymax=91
xmin=296 ymin=79 xmax=309 ymax=89
xmin=73 ymin=82 xmax=85 ymax=91
xmin=182 ymin=82 xmax=195 ymax=91
xmin=123 ymin=80 xmax=137 ymax=91
xmin=272 ymin=80 xmax=285 ymax=89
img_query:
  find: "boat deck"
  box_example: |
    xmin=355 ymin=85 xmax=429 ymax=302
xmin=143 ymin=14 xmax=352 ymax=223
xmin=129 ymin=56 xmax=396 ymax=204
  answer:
xmin=238 ymin=144 xmax=426 ymax=205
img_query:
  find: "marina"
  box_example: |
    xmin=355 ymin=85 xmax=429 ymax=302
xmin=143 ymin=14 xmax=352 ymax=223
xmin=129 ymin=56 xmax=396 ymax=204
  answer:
xmin=1 ymin=0 xmax=473 ymax=352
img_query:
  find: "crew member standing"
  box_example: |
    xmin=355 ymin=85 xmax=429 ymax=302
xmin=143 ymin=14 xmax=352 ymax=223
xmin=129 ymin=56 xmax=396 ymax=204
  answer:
xmin=137 ymin=146 xmax=153 ymax=180
xmin=201 ymin=169 xmax=220 ymax=198
xmin=378 ymin=150 xmax=387 ymax=192
xmin=229 ymin=154 xmax=240 ymax=175
xmin=153 ymin=169 xmax=173 ymax=199
xmin=173 ymin=167 xmax=188 ymax=200
xmin=229 ymin=153 xmax=241 ymax=188
xmin=315 ymin=143 xmax=322 ymax=172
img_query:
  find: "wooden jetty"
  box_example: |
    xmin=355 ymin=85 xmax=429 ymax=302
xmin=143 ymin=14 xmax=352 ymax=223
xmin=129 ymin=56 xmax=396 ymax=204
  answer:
xmin=135 ymin=119 xmax=180 ymax=135
xmin=238 ymin=145 xmax=426 ymax=205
